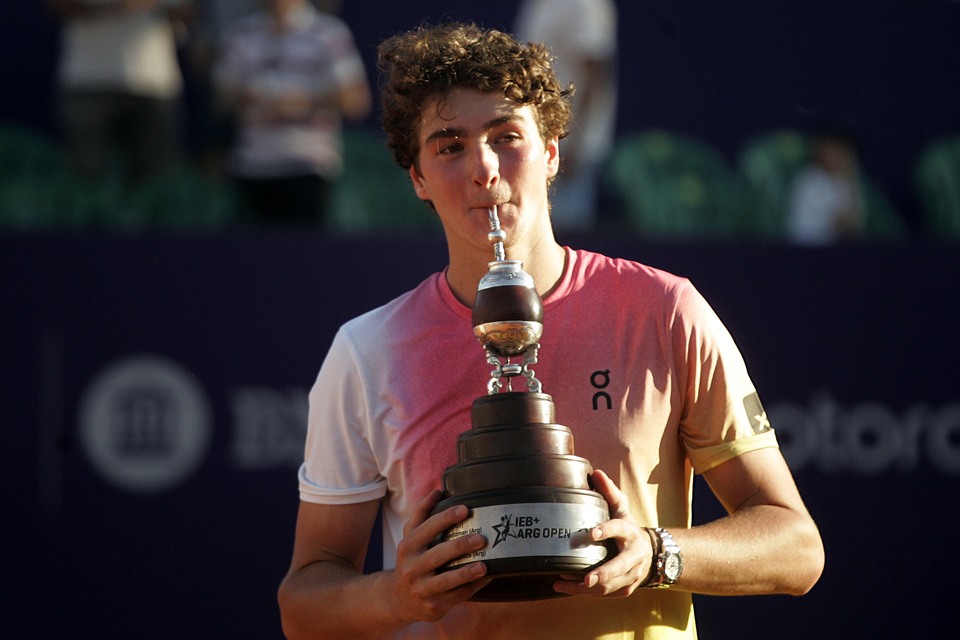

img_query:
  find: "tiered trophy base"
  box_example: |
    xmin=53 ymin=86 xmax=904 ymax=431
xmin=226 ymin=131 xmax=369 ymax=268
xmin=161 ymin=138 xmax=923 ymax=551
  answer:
xmin=434 ymin=392 xmax=615 ymax=602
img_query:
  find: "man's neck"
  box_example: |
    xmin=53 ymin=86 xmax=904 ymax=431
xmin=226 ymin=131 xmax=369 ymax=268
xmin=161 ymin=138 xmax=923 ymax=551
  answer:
xmin=446 ymin=239 xmax=567 ymax=309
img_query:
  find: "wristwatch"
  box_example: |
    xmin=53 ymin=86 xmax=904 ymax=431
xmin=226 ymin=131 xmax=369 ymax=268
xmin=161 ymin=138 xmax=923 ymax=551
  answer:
xmin=643 ymin=527 xmax=683 ymax=589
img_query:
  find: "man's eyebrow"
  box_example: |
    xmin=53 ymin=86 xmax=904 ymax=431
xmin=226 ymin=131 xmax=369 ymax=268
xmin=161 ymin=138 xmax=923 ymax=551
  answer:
xmin=423 ymin=115 xmax=523 ymax=145
xmin=485 ymin=114 xmax=522 ymax=130
xmin=424 ymin=127 xmax=465 ymax=144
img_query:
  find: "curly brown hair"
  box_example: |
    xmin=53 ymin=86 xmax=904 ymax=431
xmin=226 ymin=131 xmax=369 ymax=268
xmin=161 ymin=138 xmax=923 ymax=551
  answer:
xmin=377 ymin=23 xmax=574 ymax=170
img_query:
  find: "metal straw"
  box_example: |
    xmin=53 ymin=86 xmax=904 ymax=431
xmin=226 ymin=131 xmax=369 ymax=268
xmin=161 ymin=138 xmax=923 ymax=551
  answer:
xmin=487 ymin=206 xmax=506 ymax=261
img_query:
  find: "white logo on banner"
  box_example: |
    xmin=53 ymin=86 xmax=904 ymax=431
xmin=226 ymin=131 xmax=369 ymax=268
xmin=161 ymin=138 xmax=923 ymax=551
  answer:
xmin=771 ymin=393 xmax=960 ymax=475
xmin=230 ymin=387 xmax=308 ymax=468
xmin=79 ymin=356 xmax=212 ymax=493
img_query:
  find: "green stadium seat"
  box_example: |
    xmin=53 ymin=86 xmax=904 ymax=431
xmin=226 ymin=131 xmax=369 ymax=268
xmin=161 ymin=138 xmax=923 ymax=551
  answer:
xmin=737 ymin=129 xmax=810 ymax=238
xmin=326 ymin=127 xmax=439 ymax=235
xmin=0 ymin=123 xmax=68 ymax=179
xmin=604 ymin=129 xmax=757 ymax=239
xmin=120 ymin=164 xmax=243 ymax=231
xmin=914 ymin=134 xmax=960 ymax=238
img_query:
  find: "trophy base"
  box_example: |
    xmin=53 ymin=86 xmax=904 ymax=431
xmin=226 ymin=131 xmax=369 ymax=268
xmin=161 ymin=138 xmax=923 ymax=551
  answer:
xmin=434 ymin=392 xmax=616 ymax=601
xmin=434 ymin=487 xmax=615 ymax=602
xmin=467 ymin=558 xmax=594 ymax=602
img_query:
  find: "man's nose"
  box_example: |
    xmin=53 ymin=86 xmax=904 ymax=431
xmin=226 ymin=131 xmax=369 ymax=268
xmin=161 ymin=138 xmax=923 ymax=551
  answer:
xmin=471 ymin=144 xmax=500 ymax=189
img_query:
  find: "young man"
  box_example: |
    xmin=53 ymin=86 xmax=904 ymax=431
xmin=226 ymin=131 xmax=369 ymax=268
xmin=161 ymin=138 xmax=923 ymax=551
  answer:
xmin=278 ymin=23 xmax=823 ymax=639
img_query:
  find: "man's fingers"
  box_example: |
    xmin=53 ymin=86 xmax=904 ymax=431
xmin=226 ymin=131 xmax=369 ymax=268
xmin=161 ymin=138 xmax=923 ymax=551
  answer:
xmin=427 ymin=556 xmax=489 ymax=593
xmin=397 ymin=498 xmax=487 ymax=587
xmin=422 ymin=532 xmax=487 ymax=574
xmin=590 ymin=469 xmax=631 ymax=519
xmin=404 ymin=492 xmax=470 ymax=542
xmin=404 ymin=489 xmax=445 ymax=536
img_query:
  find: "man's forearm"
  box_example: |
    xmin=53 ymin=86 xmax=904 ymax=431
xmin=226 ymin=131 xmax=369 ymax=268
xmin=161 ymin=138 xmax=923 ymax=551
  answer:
xmin=279 ymin=562 xmax=408 ymax=640
xmin=671 ymin=503 xmax=824 ymax=596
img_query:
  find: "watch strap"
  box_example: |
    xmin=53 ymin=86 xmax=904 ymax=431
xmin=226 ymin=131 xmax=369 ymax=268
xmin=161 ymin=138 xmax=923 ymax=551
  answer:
xmin=642 ymin=527 xmax=682 ymax=589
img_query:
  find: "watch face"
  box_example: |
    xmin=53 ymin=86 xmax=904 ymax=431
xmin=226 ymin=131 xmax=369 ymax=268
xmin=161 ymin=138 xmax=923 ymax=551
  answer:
xmin=664 ymin=552 xmax=682 ymax=581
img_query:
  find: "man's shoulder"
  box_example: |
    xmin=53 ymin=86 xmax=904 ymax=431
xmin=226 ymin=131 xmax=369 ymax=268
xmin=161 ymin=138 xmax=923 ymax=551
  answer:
xmin=572 ymin=248 xmax=690 ymax=290
xmin=341 ymin=271 xmax=444 ymax=333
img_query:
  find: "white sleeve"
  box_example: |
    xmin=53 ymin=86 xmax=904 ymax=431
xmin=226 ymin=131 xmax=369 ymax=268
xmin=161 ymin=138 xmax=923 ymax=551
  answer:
xmin=298 ymin=327 xmax=387 ymax=504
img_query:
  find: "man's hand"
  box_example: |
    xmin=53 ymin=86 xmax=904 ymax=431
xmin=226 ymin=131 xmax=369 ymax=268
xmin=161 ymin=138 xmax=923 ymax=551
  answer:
xmin=386 ymin=490 xmax=491 ymax=623
xmin=553 ymin=469 xmax=655 ymax=597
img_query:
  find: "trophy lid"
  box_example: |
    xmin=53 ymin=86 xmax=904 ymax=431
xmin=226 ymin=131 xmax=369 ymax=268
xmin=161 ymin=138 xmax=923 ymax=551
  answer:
xmin=477 ymin=260 xmax=536 ymax=291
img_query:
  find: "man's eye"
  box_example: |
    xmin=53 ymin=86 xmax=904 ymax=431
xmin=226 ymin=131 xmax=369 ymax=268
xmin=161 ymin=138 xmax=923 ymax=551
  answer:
xmin=438 ymin=141 xmax=463 ymax=155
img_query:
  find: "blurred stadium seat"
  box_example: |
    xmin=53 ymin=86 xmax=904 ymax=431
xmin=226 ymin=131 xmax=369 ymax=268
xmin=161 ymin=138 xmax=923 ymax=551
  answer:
xmin=603 ymin=129 xmax=756 ymax=239
xmin=0 ymin=120 xmax=243 ymax=232
xmin=914 ymin=133 xmax=960 ymax=239
xmin=0 ymin=123 xmax=74 ymax=230
xmin=121 ymin=164 xmax=242 ymax=232
xmin=738 ymin=129 xmax=810 ymax=238
xmin=326 ymin=127 xmax=439 ymax=235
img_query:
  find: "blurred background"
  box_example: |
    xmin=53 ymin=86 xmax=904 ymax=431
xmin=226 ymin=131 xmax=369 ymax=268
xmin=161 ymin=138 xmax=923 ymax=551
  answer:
xmin=3 ymin=1 xmax=959 ymax=638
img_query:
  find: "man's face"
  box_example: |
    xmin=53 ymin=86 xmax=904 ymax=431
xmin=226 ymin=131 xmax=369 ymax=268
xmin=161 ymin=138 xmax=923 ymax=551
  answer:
xmin=409 ymin=88 xmax=560 ymax=256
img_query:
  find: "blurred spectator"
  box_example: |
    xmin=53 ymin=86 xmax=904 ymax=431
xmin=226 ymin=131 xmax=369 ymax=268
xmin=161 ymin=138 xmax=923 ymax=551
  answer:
xmin=48 ymin=0 xmax=192 ymax=184
xmin=786 ymin=125 xmax=864 ymax=244
xmin=180 ymin=0 xmax=260 ymax=177
xmin=514 ymin=0 xmax=618 ymax=232
xmin=213 ymin=0 xmax=370 ymax=227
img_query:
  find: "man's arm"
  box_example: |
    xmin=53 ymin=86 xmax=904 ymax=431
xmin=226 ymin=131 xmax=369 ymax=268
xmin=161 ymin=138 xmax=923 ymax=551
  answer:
xmin=278 ymin=491 xmax=490 ymax=640
xmin=676 ymin=447 xmax=824 ymax=595
xmin=336 ymin=77 xmax=372 ymax=122
xmin=554 ymin=447 xmax=824 ymax=598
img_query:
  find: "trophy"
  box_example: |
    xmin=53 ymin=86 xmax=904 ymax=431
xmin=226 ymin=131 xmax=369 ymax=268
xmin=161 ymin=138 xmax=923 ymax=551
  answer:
xmin=432 ymin=207 xmax=616 ymax=602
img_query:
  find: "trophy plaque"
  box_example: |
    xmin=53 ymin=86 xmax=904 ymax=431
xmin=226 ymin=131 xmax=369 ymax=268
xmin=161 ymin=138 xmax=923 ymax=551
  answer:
xmin=432 ymin=207 xmax=615 ymax=602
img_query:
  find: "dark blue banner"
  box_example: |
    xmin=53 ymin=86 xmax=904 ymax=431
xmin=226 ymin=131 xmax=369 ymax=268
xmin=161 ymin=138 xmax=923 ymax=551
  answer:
xmin=4 ymin=233 xmax=957 ymax=638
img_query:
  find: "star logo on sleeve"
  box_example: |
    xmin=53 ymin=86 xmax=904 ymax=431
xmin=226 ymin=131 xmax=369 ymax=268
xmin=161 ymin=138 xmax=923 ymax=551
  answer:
xmin=743 ymin=392 xmax=772 ymax=434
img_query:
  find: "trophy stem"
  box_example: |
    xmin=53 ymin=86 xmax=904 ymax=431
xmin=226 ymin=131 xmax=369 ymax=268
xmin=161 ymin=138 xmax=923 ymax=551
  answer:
xmin=488 ymin=206 xmax=506 ymax=262
xmin=486 ymin=346 xmax=542 ymax=394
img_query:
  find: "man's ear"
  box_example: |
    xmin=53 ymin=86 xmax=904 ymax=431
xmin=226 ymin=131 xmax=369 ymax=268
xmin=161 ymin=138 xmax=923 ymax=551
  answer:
xmin=409 ymin=165 xmax=429 ymax=201
xmin=545 ymin=136 xmax=560 ymax=178
xmin=409 ymin=165 xmax=436 ymax=211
